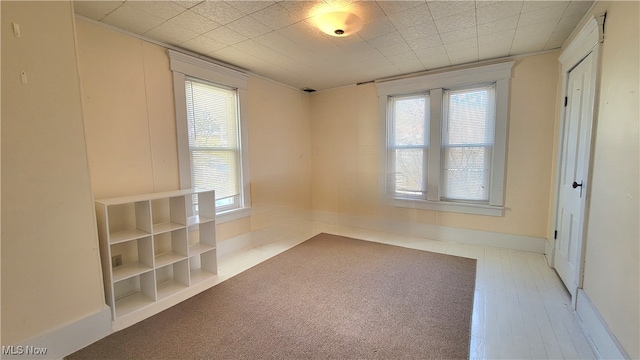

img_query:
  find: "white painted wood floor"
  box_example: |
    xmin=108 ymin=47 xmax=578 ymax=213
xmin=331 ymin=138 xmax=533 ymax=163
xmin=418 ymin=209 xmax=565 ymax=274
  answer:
xmin=217 ymin=222 xmax=596 ymax=360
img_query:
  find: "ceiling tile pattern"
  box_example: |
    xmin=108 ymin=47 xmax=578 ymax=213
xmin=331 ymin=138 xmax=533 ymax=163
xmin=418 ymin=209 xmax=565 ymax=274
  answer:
xmin=74 ymin=0 xmax=594 ymax=90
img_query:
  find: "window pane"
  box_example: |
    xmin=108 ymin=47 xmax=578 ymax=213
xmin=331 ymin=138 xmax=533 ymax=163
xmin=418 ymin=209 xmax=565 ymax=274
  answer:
xmin=394 ymin=148 xmax=425 ymax=196
xmin=186 ymin=81 xmax=238 ymax=149
xmin=442 ymin=146 xmax=491 ymax=201
xmin=393 ymin=96 xmax=428 ymax=146
xmin=215 ymin=196 xmax=235 ymax=208
xmin=443 ymin=86 xmax=495 ymax=202
xmin=445 ymin=87 xmax=495 ymax=146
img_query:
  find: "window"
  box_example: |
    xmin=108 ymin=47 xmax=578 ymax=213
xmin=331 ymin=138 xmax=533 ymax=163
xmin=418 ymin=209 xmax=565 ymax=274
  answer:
xmin=378 ymin=62 xmax=513 ymax=216
xmin=185 ymin=79 xmax=241 ymax=212
xmin=169 ymin=50 xmax=251 ymax=221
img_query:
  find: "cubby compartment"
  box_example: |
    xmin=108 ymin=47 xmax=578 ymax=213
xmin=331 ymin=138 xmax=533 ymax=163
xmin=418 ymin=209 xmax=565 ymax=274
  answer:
xmin=188 ymin=220 xmax=216 ymax=255
xmin=189 ymin=249 xmax=217 ymax=285
xmin=107 ymin=201 xmax=151 ymax=244
xmin=110 ymin=236 xmax=154 ymax=282
xmin=156 ymin=259 xmax=189 ymax=300
xmin=188 ymin=191 xmax=216 ymax=226
xmin=154 ymin=229 xmax=188 ymax=268
xmin=113 ymin=270 xmax=156 ymax=318
xmin=152 ymin=196 xmax=187 ymax=234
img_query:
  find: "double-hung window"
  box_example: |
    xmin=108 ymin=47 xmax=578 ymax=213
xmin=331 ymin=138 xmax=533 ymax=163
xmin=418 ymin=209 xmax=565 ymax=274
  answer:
xmin=169 ymin=50 xmax=251 ymax=221
xmin=185 ymin=79 xmax=241 ymax=212
xmin=378 ymin=62 xmax=513 ymax=216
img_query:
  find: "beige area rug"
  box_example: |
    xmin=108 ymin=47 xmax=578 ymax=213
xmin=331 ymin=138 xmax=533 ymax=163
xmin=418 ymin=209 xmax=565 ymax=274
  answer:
xmin=69 ymin=233 xmax=477 ymax=359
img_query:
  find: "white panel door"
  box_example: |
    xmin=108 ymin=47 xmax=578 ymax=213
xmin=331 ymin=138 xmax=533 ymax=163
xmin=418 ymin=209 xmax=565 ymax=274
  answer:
xmin=554 ymin=52 xmax=595 ymax=300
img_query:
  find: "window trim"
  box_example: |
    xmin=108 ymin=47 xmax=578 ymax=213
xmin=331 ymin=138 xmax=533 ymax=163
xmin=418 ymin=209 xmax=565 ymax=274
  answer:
xmin=169 ymin=50 xmax=251 ymax=221
xmin=377 ymin=62 xmax=514 ymax=216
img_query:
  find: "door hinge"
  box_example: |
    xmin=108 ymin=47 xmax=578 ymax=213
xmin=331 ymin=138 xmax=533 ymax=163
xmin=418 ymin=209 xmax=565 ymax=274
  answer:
xmin=564 ymin=97 xmax=568 ymax=106
xmin=554 ymin=230 xmax=558 ymax=239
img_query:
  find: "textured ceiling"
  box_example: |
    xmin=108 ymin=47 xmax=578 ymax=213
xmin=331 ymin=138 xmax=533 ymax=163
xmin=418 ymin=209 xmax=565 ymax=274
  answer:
xmin=74 ymin=0 xmax=594 ymax=90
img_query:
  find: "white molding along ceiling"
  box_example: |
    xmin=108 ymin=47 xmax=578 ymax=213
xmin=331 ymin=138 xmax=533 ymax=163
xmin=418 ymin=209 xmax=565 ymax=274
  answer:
xmin=74 ymin=0 xmax=595 ymax=91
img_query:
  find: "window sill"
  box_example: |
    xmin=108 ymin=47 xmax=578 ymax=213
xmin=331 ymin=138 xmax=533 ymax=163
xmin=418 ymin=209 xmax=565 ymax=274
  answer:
xmin=216 ymin=207 xmax=252 ymax=224
xmin=389 ymin=197 xmax=504 ymax=216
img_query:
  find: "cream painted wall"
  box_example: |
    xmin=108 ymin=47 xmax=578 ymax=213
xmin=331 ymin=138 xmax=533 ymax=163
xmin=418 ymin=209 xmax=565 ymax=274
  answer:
xmin=310 ymin=52 xmax=560 ymax=239
xmin=76 ymin=20 xmax=179 ymax=200
xmin=75 ymin=20 xmax=312 ymax=242
xmin=310 ymin=84 xmax=382 ymax=218
xmin=573 ymin=1 xmax=639 ymax=358
xmin=246 ymin=76 xmax=312 ymax=230
xmin=1 ymin=1 xmax=105 ymax=345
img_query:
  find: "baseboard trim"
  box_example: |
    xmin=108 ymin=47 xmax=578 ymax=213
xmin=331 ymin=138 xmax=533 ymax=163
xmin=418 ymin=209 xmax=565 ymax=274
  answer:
xmin=217 ymin=219 xmax=315 ymax=258
xmin=217 ymin=232 xmax=256 ymax=258
xmin=544 ymin=237 xmax=555 ymax=267
xmin=312 ymin=211 xmax=545 ymax=253
xmin=575 ymin=289 xmax=629 ymax=359
xmin=1 ymin=306 xmax=111 ymax=360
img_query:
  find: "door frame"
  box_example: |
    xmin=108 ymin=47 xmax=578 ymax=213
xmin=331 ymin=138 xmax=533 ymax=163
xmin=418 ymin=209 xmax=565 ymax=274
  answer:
xmin=549 ymin=13 xmax=605 ymax=305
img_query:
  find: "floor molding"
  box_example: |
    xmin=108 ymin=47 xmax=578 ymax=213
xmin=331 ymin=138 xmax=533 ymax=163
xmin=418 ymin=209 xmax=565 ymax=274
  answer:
xmin=217 ymin=231 xmax=256 ymax=258
xmin=218 ymin=218 xmax=315 ymax=258
xmin=576 ymin=289 xmax=629 ymax=359
xmin=3 ymin=306 xmax=111 ymax=360
xmin=312 ymin=211 xmax=545 ymax=253
xmin=544 ymin=237 xmax=555 ymax=267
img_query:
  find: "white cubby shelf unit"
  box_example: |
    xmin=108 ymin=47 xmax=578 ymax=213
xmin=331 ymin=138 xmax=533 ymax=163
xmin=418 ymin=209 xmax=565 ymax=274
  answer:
xmin=95 ymin=189 xmax=217 ymax=321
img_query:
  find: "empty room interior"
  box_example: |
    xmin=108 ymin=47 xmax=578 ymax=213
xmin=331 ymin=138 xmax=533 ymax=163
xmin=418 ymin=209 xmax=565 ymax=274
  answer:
xmin=1 ymin=0 xmax=638 ymax=359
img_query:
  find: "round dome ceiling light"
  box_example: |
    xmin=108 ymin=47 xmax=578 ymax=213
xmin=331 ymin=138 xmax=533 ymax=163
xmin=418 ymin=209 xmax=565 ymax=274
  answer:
xmin=315 ymin=11 xmax=363 ymax=37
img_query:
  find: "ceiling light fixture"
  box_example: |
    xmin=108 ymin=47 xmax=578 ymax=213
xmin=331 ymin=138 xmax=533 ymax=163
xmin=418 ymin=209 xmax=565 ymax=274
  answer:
xmin=315 ymin=11 xmax=363 ymax=37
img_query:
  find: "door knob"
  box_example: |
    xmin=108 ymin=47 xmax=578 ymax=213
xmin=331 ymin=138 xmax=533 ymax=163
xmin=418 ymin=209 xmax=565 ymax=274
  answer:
xmin=572 ymin=181 xmax=583 ymax=189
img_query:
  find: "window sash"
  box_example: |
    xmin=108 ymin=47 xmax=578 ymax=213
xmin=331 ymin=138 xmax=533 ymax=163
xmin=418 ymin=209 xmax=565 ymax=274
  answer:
xmin=389 ymin=147 xmax=427 ymax=197
xmin=189 ymin=148 xmax=240 ymax=199
xmin=441 ymin=144 xmax=493 ymax=202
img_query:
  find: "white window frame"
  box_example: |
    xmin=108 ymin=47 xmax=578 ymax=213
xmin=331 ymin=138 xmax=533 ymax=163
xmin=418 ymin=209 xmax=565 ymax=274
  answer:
xmin=377 ymin=62 xmax=514 ymax=216
xmin=169 ymin=50 xmax=251 ymax=223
